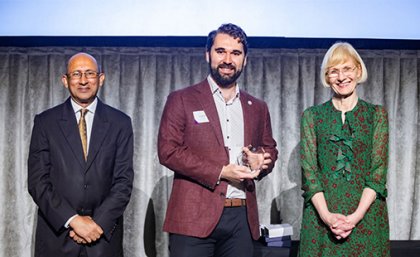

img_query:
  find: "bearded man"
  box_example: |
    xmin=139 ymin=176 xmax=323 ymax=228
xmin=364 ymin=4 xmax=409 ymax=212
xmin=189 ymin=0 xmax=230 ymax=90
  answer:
xmin=157 ymin=23 xmax=278 ymax=257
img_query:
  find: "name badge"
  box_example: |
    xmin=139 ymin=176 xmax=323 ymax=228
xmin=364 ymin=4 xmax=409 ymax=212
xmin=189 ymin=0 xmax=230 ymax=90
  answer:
xmin=193 ymin=110 xmax=209 ymax=123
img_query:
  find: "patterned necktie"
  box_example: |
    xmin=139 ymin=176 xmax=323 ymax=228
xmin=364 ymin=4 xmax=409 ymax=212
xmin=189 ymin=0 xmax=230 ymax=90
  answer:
xmin=78 ymin=109 xmax=88 ymax=161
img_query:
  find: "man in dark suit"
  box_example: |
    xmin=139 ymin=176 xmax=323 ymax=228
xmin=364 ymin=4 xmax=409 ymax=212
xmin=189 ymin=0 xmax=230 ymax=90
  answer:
xmin=28 ymin=52 xmax=134 ymax=257
xmin=158 ymin=23 xmax=278 ymax=257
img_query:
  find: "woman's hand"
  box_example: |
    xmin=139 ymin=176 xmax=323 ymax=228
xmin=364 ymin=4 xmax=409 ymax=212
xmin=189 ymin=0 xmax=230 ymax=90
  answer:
xmin=321 ymin=212 xmax=355 ymax=239
xmin=330 ymin=218 xmax=354 ymax=239
xmin=331 ymin=188 xmax=375 ymax=239
xmin=310 ymin=192 xmax=356 ymax=240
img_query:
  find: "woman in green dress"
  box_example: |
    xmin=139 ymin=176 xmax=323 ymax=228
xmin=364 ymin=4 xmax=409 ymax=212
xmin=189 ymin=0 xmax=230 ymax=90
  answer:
xmin=299 ymin=42 xmax=390 ymax=256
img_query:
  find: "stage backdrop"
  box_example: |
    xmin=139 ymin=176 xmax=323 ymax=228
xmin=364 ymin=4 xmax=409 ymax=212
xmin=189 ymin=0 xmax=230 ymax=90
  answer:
xmin=0 ymin=46 xmax=419 ymax=257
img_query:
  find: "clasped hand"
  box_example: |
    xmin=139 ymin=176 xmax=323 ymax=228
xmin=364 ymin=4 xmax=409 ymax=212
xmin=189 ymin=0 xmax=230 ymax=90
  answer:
xmin=69 ymin=215 xmax=103 ymax=244
xmin=325 ymin=212 xmax=362 ymax=240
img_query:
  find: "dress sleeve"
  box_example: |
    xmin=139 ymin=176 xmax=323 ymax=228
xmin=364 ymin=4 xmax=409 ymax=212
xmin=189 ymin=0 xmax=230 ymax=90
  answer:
xmin=300 ymin=108 xmax=324 ymax=205
xmin=365 ymin=105 xmax=389 ymax=198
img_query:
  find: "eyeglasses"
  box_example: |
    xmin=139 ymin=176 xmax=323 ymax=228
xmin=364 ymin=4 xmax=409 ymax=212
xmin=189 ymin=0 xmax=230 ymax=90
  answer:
xmin=67 ymin=70 xmax=101 ymax=80
xmin=326 ymin=66 xmax=357 ymax=78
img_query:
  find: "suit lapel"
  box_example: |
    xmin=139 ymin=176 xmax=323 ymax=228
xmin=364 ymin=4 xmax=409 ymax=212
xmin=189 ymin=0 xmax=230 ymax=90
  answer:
xmin=59 ymin=98 xmax=87 ymax=168
xmin=240 ymin=91 xmax=259 ymax=192
xmin=194 ymin=81 xmax=224 ymax=146
xmin=240 ymin=91 xmax=254 ymax=147
xmin=86 ymin=99 xmax=110 ymax=171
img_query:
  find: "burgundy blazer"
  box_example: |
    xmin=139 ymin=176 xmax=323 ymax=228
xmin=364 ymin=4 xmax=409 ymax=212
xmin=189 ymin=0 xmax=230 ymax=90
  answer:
xmin=158 ymin=80 xmax=278 ymax=240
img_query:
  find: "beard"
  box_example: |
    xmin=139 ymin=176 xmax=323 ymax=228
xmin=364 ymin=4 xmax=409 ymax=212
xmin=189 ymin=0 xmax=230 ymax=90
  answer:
xmin=209 ymin=62 xmax=243 ymax=89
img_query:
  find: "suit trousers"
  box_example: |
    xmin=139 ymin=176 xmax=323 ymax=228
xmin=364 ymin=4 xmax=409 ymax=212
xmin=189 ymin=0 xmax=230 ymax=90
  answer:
xmin=79 ymin=247 xmax=87 ymax=257
xmin=169 ymin=206 xmax=253 ymax=257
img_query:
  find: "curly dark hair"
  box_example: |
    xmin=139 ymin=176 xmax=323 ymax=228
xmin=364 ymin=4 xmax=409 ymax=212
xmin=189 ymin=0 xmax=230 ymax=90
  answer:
xmin=205 ymin=23 xmax=248 ymax=55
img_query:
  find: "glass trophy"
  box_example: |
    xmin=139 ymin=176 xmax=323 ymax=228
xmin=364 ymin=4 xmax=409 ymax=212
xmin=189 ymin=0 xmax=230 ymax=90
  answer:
xmin=236 ymin=145 xmax=265 ymax=173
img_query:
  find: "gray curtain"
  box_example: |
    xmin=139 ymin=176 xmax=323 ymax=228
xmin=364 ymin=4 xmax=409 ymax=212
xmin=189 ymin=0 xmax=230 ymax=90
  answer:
xmin=0 ymin=46 xmax=419 ymax=257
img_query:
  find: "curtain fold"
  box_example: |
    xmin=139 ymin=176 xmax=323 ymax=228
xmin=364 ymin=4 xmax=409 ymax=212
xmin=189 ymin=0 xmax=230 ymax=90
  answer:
xmin=0 ymin=46 xmax=419 ymax=257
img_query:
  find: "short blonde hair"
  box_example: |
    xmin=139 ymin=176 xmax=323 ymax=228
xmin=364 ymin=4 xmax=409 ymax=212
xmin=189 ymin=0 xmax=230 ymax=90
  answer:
xmin=320 ymin=42 xmax=368 ymax=88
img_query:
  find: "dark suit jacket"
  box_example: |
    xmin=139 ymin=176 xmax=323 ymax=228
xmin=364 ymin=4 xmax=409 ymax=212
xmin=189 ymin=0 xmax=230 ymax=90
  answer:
xmin=158 ymin=80 xmax=278 ymax=240
xmin=28 ymin=98 xmax=134 ymax=257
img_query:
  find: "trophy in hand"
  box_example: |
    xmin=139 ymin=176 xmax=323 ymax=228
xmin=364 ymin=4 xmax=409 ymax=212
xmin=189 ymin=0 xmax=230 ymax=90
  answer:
xmin=236 ymin=145 xmax=265 ymax=173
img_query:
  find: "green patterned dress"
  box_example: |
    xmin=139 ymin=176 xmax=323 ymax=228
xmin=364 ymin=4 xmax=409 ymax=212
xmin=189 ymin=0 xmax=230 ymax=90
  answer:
xmin=299 ymin=99 xmax=390 ymax=257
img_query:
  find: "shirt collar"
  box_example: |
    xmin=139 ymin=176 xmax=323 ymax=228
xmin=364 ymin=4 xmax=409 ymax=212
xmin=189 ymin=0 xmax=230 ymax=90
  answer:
xmin=70 ymin=97 xmax=98 ymax=114
xmin=207 ymin=75 xmax=241 ymax=99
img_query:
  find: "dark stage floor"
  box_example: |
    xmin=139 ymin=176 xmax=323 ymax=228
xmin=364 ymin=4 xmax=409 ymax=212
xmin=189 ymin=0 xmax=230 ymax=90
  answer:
xmin=254 ymin=240 xmax=420 ymax=257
